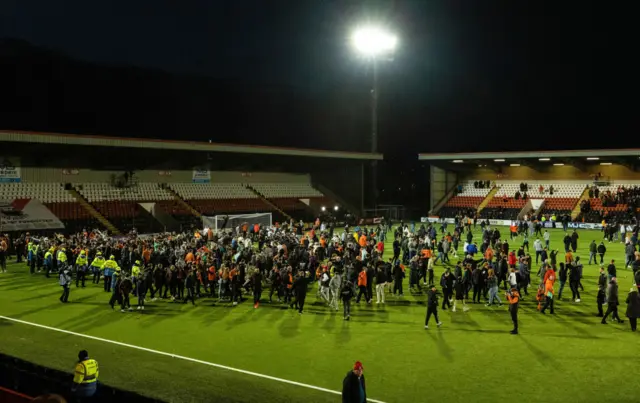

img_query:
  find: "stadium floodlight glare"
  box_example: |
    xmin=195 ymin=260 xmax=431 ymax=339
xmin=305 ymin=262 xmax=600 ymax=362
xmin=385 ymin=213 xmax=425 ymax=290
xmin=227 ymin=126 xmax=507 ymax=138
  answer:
xmin=600 ymin=162 xmax=612 ymax=165
xmin=334 ymin=205 xmax=339 ymax=211
xmin=494 ymin=159 xmax=505 ymax=162
xmin=553 ymin=163 xmax=565 ymax=166
xmin=321 ymin=206 xmax=326 ymax=212
xmin=510 ymin=163 xmax=520 ymax=167
xmin=586 ymin=157 xmax=600 ymax=160
xmin=539 ymin=158 xmax=551 ymax=161
xmin=352 ymin=26 xmax=397 ymax=57
xmin=453 ymin=160 xmax=464 ymax=163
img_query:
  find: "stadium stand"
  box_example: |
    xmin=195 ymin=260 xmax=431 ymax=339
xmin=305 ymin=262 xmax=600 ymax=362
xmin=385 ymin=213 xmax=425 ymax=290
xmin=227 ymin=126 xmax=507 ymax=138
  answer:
xmin=168 ymin=183 xmax=272 ymax=215
xmin=247 ymin=182 xmax=329 ymax=214
xmin=74 ymin=183 xmax=174 ymax=233
xmin=0 ymin=183 xmax=101 ymax=233
xmin=577 ymin=184 xmax=640 ymax=223
xmin=437 ymin=181 xmax=493 ymax=218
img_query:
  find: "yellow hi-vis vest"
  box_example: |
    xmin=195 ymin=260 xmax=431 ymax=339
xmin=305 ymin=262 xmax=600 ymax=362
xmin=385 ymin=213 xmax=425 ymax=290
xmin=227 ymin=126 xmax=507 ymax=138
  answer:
xmin=73 ymin=359 xmax=99 ymax=384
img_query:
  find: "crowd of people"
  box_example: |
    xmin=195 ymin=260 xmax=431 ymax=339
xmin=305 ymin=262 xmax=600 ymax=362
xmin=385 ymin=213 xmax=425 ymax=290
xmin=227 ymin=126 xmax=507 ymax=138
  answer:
xmin=1 ymin=215 xmax=640 ymax=334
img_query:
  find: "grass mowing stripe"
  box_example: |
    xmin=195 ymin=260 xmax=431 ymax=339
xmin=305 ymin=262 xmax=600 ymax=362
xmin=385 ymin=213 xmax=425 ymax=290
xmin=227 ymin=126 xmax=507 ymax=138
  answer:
xmin=0 ymin=315 xmax=388 ymax=403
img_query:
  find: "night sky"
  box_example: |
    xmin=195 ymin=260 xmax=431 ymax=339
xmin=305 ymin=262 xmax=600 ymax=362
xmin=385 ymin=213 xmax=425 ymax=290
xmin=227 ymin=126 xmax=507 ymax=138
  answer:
xmin=0 ymin=1 xmax=634 ymax=206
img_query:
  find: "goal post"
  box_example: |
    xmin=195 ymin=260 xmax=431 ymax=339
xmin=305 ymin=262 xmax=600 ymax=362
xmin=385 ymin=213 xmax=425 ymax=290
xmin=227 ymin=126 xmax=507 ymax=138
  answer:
xmin=202 ymin=213 xmax=272 ymax=233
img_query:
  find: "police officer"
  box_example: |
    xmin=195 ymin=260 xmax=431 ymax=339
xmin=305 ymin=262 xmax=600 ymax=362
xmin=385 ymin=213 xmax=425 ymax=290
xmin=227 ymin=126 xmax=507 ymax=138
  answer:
xmin=44 ymin=247 xmax=54 ymax=277
xmin=57 ymin=247 xmax=68 ymax=273
xmin=102 ymin=255 xmax=119 ymax=292
xmin=90 ymin=251 xmax=106 ymax=284
xmin=131 ymin=260 xmax=141 ymax=296
xmin=109 ymin=267 xmax=122 ymax=309
xmin=72 ymin=350 xmax=99 ymax=399
xmin=75 ymin=251 xmax=88 ymax=288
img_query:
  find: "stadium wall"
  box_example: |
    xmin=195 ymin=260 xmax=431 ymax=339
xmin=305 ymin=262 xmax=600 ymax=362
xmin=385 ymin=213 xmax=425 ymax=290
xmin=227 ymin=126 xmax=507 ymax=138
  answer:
xmin=463 ymin=164 xmax=640 ymax=181
xmin=430 ymin=166 xmax=457 ymax=210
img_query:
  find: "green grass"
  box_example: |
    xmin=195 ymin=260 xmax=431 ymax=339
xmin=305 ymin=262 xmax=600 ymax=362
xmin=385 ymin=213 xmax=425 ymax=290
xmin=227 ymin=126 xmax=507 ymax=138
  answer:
xmin=0 ymin=227 xmax=638 ymax=403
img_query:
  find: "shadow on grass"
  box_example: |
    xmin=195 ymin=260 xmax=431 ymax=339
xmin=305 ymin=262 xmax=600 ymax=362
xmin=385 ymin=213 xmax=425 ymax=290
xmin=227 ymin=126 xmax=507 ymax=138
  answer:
xmin=426 ymin=328 xmax=454 ymax=362
xmin=518 ymin=335 xmax=560 ymax=367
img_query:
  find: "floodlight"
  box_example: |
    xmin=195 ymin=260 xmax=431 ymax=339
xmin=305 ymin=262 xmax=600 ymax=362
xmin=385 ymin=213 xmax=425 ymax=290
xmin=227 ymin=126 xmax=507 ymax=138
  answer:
xmin=352 ymin=27 xmax=397 ymax=57
xmin=334 ymin=205 xmax=339 ymax=211
xmin=321 ymin=206 xmax=326 ymax=212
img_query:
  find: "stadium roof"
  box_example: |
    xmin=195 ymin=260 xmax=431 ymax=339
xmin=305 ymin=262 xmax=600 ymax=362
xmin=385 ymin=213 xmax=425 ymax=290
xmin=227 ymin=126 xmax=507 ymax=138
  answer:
xmin=419 ymin=149 xmax=640 ymax=161
xmin=0 ymin=130 xmax=383 ymax=161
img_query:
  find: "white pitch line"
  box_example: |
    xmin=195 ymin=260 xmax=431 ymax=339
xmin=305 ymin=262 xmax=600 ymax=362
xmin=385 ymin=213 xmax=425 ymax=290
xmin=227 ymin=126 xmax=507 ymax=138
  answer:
xmin=0 ymin=315 xmax=388 ymax=403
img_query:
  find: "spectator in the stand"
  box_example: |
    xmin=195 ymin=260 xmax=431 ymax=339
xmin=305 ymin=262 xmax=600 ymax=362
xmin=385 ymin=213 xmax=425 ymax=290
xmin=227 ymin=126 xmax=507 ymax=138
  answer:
xmin=549 ymin=185 xmax=554 ymax=195
xmin=539 ymin=185 xmax=544 ymax=194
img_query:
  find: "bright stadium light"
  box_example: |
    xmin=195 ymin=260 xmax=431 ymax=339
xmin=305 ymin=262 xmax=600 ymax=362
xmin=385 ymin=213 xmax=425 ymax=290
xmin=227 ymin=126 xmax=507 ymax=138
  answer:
xmin=539 ymin=158 xmax=550 ymax=161
xmin=334 ymin=205 xmax=339 ymax=211
xmin=321 ymin=206 xmax=326 ymax=212
xmin=554 ymin=163 xmax=565 ymax=166
xmin=510 ymin=164 xmax=521 ymax=167
xmin=600 ymin=162 xmax=612 ymax=165
xmin=586 ymin=157 xmax=599 ymax=160
xmin=352 ymin=26 xmax=397 ymax=57
xmin=494 ymin=159 xmax=505 ymax=162
xmin=453 ymin=160 xmax=464 ymax=163
xmin=351 ymin=25 xmax=398 ymax=210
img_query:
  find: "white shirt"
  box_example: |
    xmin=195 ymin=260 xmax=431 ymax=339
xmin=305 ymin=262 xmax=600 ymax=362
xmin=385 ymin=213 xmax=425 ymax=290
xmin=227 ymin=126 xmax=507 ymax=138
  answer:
xmin=543 ymin=232 xmax=550 ymax=241
xmin=533 ymin=239 xmax=543 ymax=252
xmin=508 ymin=272 xmax=517 ymax=286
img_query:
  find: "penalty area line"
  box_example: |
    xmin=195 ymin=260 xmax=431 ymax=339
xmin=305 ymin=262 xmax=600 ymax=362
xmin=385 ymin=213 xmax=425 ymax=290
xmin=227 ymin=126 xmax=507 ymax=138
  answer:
xmin=0 ymin=315 xmax=387 ymax=403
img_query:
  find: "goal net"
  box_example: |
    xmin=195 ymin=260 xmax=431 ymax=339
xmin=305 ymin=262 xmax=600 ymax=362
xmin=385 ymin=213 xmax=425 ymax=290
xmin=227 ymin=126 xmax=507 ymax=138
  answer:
xmin=202 ymin=213 xmax=272 ymax=234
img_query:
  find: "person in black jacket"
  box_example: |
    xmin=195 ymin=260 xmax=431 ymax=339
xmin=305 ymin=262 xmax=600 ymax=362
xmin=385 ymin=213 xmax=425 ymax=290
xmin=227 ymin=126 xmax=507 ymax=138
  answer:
xmin=342 ymin=361 xmax=366 ymax=403
xmin=596 ymin=266 xmax=607 ymax=317
xmin=597 ymin=242 xmax=606 ymax=264
xmin=602 ymin=277 xmax=623 ymax=325
xmin=625 ymin=287 xmax=640 ymax=331
xmin=341 ymin=281 xmax=355 ymax=320
xmin=290 ymin=271 xmax=308 ymax=314
xmin=424 ymin=286 xmax=442 ymax=329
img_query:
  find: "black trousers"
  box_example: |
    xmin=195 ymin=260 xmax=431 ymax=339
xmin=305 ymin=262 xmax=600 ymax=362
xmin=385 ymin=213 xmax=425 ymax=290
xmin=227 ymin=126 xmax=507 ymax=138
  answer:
xmin=296 ymin=295 xmax=306 ymax=313
xmin=441 ymin=289 xmax=452 ymax=309
xmin=104 ymin=276 xmax=112 ymax=292
xmin=510 ymin=306 xmax=518 ymax=331
xmin=570 ymin=281 xmax=580 ymax=300
xmin=60 ymin=285 xmax=70 ymax=302
xmin=184 ymin=287 xmax=195 ymax=305
xmin=253 ymin=287 xmax=262 ymax=304
xmin=393 ymin=279 xmax=403 ymax=295
xmin=0 ymin=252 xmax=6 ymax=271
xmin=138 ymin=284 xmax=146 ymax=307
xmin=630 ymin=317 xmax=637 ymax=331
xmin=356 ymin=285 xmax=367 ymax=302
xmin=93 ymin=268 xmax=100 ymax=283
xmin=76 ymin=270 xmax=86 ymax=287
xmin=603 ymin=304 xmax=621 ymax=322
xmin=269 ymin=284 xmax=281 ymax=301
xmin=425 ymin=306 xmax=439 ymax=326
xmin=541 ymin=296 xmax=554 ymax=313
xmin=473 ymin=284 xmax=482 ymax=303
xmin=121 ymin=293 xmax=130 ymax=309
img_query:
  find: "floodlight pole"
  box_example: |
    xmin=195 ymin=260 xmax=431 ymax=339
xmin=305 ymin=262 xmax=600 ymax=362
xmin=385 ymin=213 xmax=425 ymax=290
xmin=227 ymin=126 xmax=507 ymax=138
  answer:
xmin=370 ymin=58 xmax=379 ymax=208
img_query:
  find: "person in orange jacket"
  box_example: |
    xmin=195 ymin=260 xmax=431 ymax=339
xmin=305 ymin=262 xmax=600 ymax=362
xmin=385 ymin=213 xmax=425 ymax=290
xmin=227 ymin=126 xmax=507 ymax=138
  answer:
xmin=540 ymin=276 xmax=555 ymax=314
xmin=506 ymin=287 xmax=520 ymax=334
xmin=356 ymin=267 xmax=368 ymax=303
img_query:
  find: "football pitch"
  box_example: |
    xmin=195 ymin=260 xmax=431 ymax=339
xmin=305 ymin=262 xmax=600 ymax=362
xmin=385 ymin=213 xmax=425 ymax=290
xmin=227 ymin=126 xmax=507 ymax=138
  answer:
xmin=0 ymin=227 xmax=638 ymax=403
